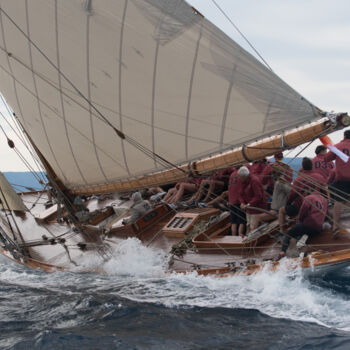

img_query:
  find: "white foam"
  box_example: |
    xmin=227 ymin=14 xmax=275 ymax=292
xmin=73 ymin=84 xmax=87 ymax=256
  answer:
xmin=113 ymin=261 xmax=350 ymax=331
xmin=1 ymin=244 xmax=350 ymax=331
xmin=73 ymin=237 xmax=168 ymax=277
xmin=102 ymin=238 xmax=168 ymax=277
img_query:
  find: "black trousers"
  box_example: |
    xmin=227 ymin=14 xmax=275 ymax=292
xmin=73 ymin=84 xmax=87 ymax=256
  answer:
xmin=281 ymin=223 xmax=320 ymax=253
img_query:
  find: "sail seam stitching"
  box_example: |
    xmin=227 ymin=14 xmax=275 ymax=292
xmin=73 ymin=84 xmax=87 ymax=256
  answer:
xmin=0 ymin=7 xmax=50 ymax=182
xmin=24 ymin=1 xmax=68 ymax=182
xmin=118 ymin=0 xmax=131 ymax=176
xmin=86 ymin=13 xmax=110 ymax=183
xmin=54 ymin=0 xmax=88 ymax=185
xmin=185 ymin=24 xmax=202 ymax=160
xmin=219 ymin=63 xmax=238 ymax=149
xmin=151 ymin=41 xmax=160 ymax=168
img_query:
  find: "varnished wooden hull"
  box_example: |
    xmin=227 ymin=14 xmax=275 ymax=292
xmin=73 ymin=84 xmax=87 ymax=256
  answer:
xmin=178 ymin=249 xmax=350 ymax=277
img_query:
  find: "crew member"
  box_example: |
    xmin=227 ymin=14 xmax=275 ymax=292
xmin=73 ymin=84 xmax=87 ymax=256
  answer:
xmin=312 ymin=145 xmax=334 ymax=181
xmin=250 ymin=159 xmax=268 ymax=177
xmin=228 ymin=168 xmax=246 ymax=236
xmin=272 ymin=152 xmax=293 ymax=183
xmin=122 ymin=191 xmax=152 ymax=225
xmin=278 ymin=157 xmax=324 ymax=233
xmin=261 ymin=152 xmax=292 ymax=196
xmin=325 ymin=130 xmax=350 ymax=233
xmin=278 ymin=189 xmax=328 ymax=258
xmin=163 ymin=178 xmax=201 ymax=204
xmin=255 ymin=174 xmax=291 ymax=227
xmin=238 ymin=166 xmax=265 ymax=235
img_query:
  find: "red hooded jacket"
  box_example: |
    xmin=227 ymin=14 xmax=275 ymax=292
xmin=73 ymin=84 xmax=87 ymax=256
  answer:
xmin=312 ymin=153 xmax=334 ymax=181
xmin=287 ymin=169 xmax=325 ymax=209
xmin=228 ymin=169 xmax=241 ymax=205
xmin=324 ymin=139 xmax=350 ymax=182
xmin=298 ymin=192 xmax=328 ymax=231
xmin=238 ymin=175 xmax=266 ymax=214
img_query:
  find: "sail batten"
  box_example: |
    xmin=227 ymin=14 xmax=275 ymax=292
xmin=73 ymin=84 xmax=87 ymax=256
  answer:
xmin=0 ymin=0 xmax=320 ymax=189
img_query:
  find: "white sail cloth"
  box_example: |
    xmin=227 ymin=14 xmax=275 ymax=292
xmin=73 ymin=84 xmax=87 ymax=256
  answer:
xmin=0 ymin=0 xmax=318 ymax=192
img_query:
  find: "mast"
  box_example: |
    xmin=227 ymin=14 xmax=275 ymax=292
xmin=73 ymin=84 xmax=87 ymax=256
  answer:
xmin=70 ymin=113 xmax=350 ymax=195
xmin=17 ymin=125 xmax=79 ymax=221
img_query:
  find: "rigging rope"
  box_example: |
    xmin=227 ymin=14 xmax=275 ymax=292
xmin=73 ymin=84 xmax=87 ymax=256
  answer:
xmin=0 ymin=124 xmax=45 ymax=185
xmin=11 ymin=113 xmax=47 ymax=182
xmin=0 ymin=97 xmax=46 ymax=182
xmin=211 ymin=0 xmax=273 ymax=71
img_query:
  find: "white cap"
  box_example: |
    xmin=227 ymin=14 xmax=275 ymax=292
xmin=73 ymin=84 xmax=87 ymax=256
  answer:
xmin=237 ymin=166 xmax=250 ymax=177
xmin=131 ymin=191 xmax=142 ymax=202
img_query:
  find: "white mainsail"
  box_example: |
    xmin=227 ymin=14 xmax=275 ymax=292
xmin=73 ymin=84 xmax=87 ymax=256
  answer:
xmin=0 ymin=0 xmax=319 ymax=192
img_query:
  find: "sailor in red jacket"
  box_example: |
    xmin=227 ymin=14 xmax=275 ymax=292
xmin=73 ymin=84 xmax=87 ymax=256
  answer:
xmin=278 ymin=190 xmax=328 ymax=258
xmin=272 ymin=152 xmax=293 ymax=183
xmin=228 ymin=168 xmax=246 ymax=236
xmin=312 ymin=145 xmax=334 ymax=182
xmin=325 ymin=130 xmax=350 ymax=233
xmin=327 ymin=169 xmax=336 ymax=185
xmin=250 ymin=159 xmax=268 ymax=178
xmin=278 ymin=157 xmax=325 ymax=233
xmin=237 ymin=166 xmax=266 ymax=235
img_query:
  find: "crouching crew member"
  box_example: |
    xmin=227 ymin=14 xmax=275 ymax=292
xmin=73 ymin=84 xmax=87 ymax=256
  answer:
xmin=122 ymin=192 xmax=152 ymax=225
xmin=278 ymin=190 xmax=328 ymax=259
xmin=278 ymin=157 xmax=324 ymax=233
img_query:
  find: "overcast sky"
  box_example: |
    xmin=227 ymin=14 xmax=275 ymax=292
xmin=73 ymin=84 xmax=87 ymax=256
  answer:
xmin=190 ymin=0 xmax=350 ymax=158
xmin=0 ymin=0 xmax=349 ymax=171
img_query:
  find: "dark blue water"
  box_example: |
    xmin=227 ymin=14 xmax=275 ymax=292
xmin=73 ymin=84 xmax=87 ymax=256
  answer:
xmin=1 ymin=242 xmax=350 ymax=350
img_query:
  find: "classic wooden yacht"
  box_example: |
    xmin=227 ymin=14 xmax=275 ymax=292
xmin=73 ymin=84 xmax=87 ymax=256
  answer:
xmin=0 ymin=0 xmax=350 ymax=277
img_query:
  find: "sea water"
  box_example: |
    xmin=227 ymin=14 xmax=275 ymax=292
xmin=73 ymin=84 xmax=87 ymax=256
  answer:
xmin=1 ymin=238 xmax=350 ymax=349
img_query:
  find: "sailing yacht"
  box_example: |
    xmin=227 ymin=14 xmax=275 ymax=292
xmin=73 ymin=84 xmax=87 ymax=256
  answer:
xmin=0 ymin=0 xmax=349 ymax=276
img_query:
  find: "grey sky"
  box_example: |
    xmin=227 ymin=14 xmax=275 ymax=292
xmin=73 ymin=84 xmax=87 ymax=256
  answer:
xmin=189 ymin=0 xmax=350 ymax=158
xmin=190 ymin=0 xmax=350 ymax=113
xmin=0 ymin=0 xmax=349 ymax=171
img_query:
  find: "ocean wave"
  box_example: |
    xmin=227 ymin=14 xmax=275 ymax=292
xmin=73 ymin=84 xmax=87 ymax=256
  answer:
xmin=1 ymin=240 xmax=350 ymax=349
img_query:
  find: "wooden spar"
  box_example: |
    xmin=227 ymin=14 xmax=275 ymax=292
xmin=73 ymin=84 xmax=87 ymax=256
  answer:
xmin=18 ymin=127 xmax=70 ymax=198
xmin=70 ymin=113 xmax=350 ymax=195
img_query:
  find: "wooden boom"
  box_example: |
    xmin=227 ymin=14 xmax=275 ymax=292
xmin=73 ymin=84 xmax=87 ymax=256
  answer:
xmin=70 ymin=113 xmax=350 ymax=195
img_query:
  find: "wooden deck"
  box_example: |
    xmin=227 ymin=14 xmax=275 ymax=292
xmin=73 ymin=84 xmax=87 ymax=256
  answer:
xmin=1 ymin=190 xmax=350 ymax=276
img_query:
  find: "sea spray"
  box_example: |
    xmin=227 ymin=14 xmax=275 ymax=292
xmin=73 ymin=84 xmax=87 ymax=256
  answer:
xmin=102 ymin=238 xmax=168 ymax=277
xmin=1 ymin=246 xmax=350 ymax=331
xmin=71 ymin=237 xmax=168 ymax=277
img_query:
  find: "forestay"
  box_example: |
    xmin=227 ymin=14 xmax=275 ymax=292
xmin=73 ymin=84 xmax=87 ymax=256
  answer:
xmin=0 ymin=0 xmax=319 ymax=192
